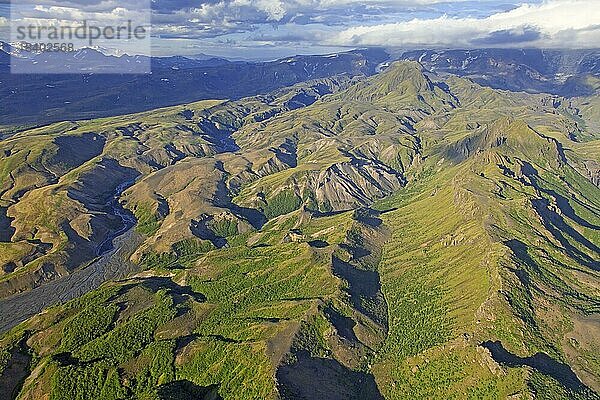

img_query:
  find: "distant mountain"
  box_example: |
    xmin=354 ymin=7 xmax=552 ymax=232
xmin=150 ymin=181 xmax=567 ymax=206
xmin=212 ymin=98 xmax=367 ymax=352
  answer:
xmin=0 ymin=43 xmax=389 ymax=126
xmin=150 ymin=55 xmax=232 ymax=69
xmin=401 ymin=48 xmax=600 ymax=96
xmin=1 ymin=44 xmax=232 ymax=73
xmin=5 ymin=46 xmax=600 ymax=128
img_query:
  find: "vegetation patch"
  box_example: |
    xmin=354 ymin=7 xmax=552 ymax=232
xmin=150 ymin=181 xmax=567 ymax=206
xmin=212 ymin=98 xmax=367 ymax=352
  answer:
xmin=263 ymin=190 xmax=302 ymax=219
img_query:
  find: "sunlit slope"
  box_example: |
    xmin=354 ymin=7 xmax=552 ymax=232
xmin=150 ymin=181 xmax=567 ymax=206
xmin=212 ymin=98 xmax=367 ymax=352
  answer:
xmin=0 ymin=77 xmax=353 ymax=298
xmin=0 ymin=61 xmax=599 ymax=399
xmin=373 ymin=118 xmax=599 ymax=398
xmin=2 ymin=207 xmax=391 ymax=400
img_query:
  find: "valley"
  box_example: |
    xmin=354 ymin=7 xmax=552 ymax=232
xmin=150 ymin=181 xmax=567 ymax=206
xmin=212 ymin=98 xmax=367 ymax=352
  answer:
xmin=0 ymin=58 xmax=599 ymax=400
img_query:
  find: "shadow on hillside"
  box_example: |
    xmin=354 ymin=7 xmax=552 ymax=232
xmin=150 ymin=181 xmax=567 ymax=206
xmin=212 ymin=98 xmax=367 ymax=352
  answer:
xmin=52 ymin=133 xmax=106 ymax=172
xmin=158 ymin=380 xmax=222 ymax=400
xmin=277 ymin=351 xmax=383 ymax=400
xmin=308 ymin=240 xmax=329 ymax=248
xmin=481 ymin=341 xmax=586 ymax=391
xmin=519 ymin=161 xmax=599 ymax=270
xmin=0 ymin=206 xmax=15 ymax=243
xmin=212 ymin=169 xmax=267 ymax=230
xmin=531 ymin=198 xmax=600 ymax=270
xmin=352 ymin=208 xmax=383 ymax=228
xmin=137 ymin=276 xmax=207 ymax=305
xmin=190 ymin=219 xmax=228 ymax=249
xmin=332 ymin=256 xmax=386 ymax=326
xmin=0 ymin=334 xmax=32 ymax=400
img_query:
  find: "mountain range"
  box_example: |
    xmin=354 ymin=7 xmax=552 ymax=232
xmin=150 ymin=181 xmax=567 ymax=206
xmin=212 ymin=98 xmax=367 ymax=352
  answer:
xmin=0 ymin=42 xmax=388 ymax=127
xmin=401 ymin=48 xmax=600 ymax=96
xmin=0 ymin=48 xmax=599 ymax=400
xmin=3 ymin=44 xmax=600 ymax=128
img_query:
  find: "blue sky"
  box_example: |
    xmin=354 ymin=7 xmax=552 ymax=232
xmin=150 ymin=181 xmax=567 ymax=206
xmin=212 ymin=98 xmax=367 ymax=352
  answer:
xmin=1 ymin=0 xmax=599 ymax=59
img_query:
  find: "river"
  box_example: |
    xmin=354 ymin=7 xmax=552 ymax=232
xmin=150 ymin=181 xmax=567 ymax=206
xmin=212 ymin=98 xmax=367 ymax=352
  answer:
xmin=0 ymin=180 xmax=143 ymax=334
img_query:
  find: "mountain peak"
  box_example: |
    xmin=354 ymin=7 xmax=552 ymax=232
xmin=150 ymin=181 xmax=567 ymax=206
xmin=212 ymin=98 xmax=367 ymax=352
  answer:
xmin=376 ymin=60 xmax=431 ymax=90
xmin=336 ymin=60 xmax=457 ymax=112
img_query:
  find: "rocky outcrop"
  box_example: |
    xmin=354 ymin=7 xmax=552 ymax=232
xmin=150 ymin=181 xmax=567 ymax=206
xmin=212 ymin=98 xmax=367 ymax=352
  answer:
xmin=583 ymin=160 xmax=600 ymax=187
xmin=310 ymin=160 xmax=405 ymax=212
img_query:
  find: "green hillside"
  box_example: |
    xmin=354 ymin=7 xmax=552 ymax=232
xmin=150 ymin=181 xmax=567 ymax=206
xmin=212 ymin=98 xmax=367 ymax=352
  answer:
xmin=0 ymin=62 xmax=599 ymax=400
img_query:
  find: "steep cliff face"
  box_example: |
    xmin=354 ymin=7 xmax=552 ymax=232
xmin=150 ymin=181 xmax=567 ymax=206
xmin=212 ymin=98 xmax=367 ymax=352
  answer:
xmin=584 ymin=160 xmax=600 ymax=186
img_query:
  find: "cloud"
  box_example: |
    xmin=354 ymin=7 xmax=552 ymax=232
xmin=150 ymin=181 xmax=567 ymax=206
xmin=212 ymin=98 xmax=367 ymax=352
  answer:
xmin=3 ymin=0 xmax=596 ymax=57
xmin=329 ymin=0 xmax=600 ymax=48
xmin=10 ymin=0 xmax=151 ymax=29
xmin=473 ymin=26 xmax=542 ymax=45
xmin=12 ymin=0 xmax=149 ymax=13
xmin=141 ymin=0 xmax=523 ymax=43
xmin=4 ymin=0 xmax=529 ymax=42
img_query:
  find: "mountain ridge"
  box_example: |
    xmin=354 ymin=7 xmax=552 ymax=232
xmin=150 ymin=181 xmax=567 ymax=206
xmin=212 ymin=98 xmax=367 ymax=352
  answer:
xmin=0 ymin=60 xmax=599 ymax=400
xmin=0 ymin=45 xmax=389 ymax=127
xmin=401 ymin=48 xmax=600 ymax=96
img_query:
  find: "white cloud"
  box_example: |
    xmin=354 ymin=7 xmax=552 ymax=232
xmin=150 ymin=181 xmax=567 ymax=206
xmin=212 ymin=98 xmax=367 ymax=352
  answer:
xmin=5 ymin=0 xmax=595 ymax=57
xmin=155 ymin=0 xmax=499 ymax=25
xmin=329 ymin=0 xmax=600 ymax=48
xmin=254 ymin=0 xmax=286 ymax=21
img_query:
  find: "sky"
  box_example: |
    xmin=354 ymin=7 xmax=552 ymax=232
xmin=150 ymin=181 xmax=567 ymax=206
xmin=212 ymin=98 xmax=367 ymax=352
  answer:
xmin=1 ymin=0 xmax=599 ymax=59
